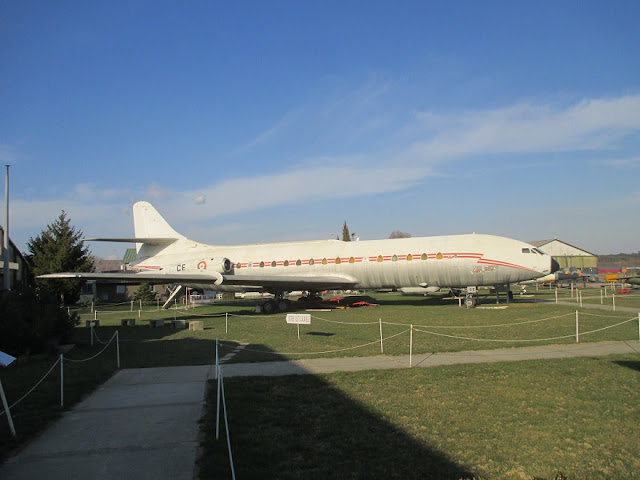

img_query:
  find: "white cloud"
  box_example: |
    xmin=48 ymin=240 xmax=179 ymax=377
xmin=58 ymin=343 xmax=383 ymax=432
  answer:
xmin=412 ymin=95 xmax=640 ymax=159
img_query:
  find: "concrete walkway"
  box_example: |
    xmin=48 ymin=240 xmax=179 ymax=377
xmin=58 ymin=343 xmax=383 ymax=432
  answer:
xmin=2 ymin=341 xmax=639 ymax=479
xmin=0 ymin=365 xmax=213 ymax=480
xmin=218 ymin=340 xmax=640 ymax=377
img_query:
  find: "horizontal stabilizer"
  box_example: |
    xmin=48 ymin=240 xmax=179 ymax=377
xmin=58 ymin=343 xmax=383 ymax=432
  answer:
xmin=87 ymin=237 xmax=178 ymax=245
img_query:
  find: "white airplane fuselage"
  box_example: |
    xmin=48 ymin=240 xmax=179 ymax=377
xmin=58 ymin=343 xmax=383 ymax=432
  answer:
xmin=131 ymin=233 xmax=555 ymax=292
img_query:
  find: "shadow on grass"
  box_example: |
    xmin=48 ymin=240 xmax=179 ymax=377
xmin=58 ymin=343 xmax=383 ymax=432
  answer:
xmin=199 ymin=345 xmax=476 ymax=480
xmin=613 ymin=360 xmax=640 ymax=372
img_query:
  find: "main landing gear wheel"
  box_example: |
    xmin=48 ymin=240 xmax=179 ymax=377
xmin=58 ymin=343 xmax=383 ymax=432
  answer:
xmin=277 ymin=299 xmax=289 ymax=312
xmin=262 ymin=300 xmax=276 ymax=314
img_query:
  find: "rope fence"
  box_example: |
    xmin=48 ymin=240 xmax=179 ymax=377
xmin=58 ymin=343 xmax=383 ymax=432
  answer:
xmin=1 ymin=330 xmax=121 ymax=437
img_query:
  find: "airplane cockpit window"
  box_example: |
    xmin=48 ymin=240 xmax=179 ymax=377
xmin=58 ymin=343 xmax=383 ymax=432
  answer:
xmin=533 ymin=248 xmax=545 ymax=255
xmin=522 ymin=248 xmax=531 ymax=254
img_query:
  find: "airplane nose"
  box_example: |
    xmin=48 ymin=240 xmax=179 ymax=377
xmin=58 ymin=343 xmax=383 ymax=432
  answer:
xmin=551 ymin=258 xmax=560 ymax=273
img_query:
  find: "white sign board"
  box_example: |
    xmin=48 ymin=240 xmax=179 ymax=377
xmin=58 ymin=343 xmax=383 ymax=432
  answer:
xmin=0 ymin=351 xmax=16 ymax=367
xmin=286 ymin=314 xmax=311 ymax=325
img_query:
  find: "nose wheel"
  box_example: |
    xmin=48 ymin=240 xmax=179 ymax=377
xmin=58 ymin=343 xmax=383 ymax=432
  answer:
xmin=464 ymin=294 xmax=476 ymax=308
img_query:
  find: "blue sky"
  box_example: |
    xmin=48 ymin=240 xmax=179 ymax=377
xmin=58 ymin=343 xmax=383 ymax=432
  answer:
xmin=1 ymin=1 xmax=639 ymax=259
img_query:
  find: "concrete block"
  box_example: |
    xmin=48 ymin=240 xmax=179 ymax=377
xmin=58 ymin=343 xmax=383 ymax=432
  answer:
xmin=172 ymin=320 xmax=186 ymax=329
xmin=188 ymin=320 xmax=203 ymax=331
xmin=85 ymin=320 xmax=99 ymax=328
xmin=121 ymin=318 xmax=136 ymax=327
xmin=148 ymin=319 xmax=165 ymax=328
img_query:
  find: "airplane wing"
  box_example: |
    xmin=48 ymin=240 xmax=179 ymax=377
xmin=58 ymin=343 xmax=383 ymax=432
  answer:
xmin=37 ymin=272 xmax=358 ymax=291
xmin=87 ymin=237 xmax=178 ymax=245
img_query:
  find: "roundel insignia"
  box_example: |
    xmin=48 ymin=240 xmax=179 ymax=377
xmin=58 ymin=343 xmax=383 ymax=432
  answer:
xmin=197 ymin=260 xmax=207 ymax=270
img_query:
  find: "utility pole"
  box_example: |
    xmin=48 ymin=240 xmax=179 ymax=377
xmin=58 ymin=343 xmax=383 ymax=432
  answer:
xmin=3 ymin=165 xmax=10 ymax=291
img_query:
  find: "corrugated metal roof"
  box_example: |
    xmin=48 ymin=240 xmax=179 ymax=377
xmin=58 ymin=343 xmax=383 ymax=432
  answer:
xmin=123 ymin=248 xmax=137 ymax=264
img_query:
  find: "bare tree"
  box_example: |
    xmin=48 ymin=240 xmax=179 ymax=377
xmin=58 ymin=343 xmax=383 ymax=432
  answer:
xmin=389 ymin=230 xmax=412 ymax=239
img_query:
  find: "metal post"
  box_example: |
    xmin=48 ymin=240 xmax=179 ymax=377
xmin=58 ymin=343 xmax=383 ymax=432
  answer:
xmin=0 ymin=379 xmax=16 ymax=437
xmin=600 ymin=289 xmax=603 ymax=305
xmin=3 ymin=165 xmax=10 ymax=291
xmin=297 ymin=324 xmax=300 ymax=340
xmin=116 ymin=331 xmax=120 ymax=368
xmin=409 ymin=325 xmax=413 ymax=367
xmin=613 ymin=294 xmax=616 ymax=312
xmin=60 ymin=354 xmax=64 ymax=407
xmin=579 ymin=290 xmax=583 ymax=308
xmin=225 ymin=312 xmax=228 ymax=334
xmin=379 ymin=318 xmax=384 ymax=353
xmin=555 ymin=288 xmax=558 ymax=304
xmin=216 ymin=362 xmax=221 ymax=440
xmin=90 ymin=324 xmax=94 ymax=347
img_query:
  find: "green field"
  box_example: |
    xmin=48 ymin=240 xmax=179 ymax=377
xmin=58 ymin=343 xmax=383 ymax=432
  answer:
xmin=2 ymin=292 xmax=639 ymax=477
xmin=200 ymin=354 xmax=640 ymax=479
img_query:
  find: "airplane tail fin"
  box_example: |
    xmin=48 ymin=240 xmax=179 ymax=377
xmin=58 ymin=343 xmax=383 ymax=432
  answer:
xmin=133 ymin=201 xmax=181 ymax=239
xmin=133 ymin=201 xmax=184 ymax=256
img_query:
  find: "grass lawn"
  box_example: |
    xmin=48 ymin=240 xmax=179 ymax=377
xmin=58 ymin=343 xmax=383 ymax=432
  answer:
xmin=2 ymin=291 xmax=638 ymax=471
xmin=199 ymin=354 xmax=640 ymax=479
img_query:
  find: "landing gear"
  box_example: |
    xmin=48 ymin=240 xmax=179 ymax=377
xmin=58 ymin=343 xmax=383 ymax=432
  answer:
xmin=258 ymin=292 xmax=291 ymax=314
xmin=464 ymin=286 xmax=477 ymax=309
xmin=464 ymin=294 xmax=476 ymax=309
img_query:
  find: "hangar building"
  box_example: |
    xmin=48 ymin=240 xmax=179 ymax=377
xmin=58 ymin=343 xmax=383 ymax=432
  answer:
xmin=530 ymin=239 xmax=598 ymax=274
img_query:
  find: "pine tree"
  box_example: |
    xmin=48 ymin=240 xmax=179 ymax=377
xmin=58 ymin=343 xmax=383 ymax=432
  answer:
xmin=342 ymin=221 xmax=351 ymax=242
xmin=28 ymin=211 xmax=93 ymax=305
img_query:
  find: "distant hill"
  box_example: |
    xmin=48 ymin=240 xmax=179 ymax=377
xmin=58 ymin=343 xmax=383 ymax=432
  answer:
xmin=598 ymin=252 xmax=640 ymax=268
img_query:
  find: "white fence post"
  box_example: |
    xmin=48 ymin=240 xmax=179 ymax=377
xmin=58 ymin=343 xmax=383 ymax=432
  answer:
xmin=379 ymin=318 xmax=384 ymax=353
xmin=130 ymin=301 xmax=134 ymax=312
xmin=216 ymin=345 xmax=221 ymax=440
xmin=0 ymin=378 xmax=16 ymax=437
xmin=409 ymin=325 xmax=413 ymax=367
xmin=575 ymin=311 xmax=579 ymax=343
xmin=60 ymin=354 xmax=64 ymax=407
xmin=580 ymin=290 xmax=584 ymax=308
xmin=613 ymin=294 xmax=616 ymax=312
xmin=116 ymin=330 xmax=120 ymax=368
xmin=226 ymin=312 xmax=228 ymax=334
xmin=555 ymin=288 xmax=558 ymax=304
xmin=90 ymin=324 xmax=94 ymax=347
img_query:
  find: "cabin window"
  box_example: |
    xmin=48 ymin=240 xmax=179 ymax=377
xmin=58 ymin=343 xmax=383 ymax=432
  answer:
xmin=271 ymin=261 xmax=276 ymax=268
xmin=259 ymin=261 xmax=265 ymax=268
xmin=421 ymin=253 xmax=428 ymax=261
xmin=284 ymin=260 xmax=289 ymax=267
xmin=236 ymin=263 xmax=242 ymax=269
xmin=392 ymin=255 xmax=398 ymax=262
xmin=407 ymin=254 xmax=413 ymax=261
xmin=335 ymin=257 xmax=341 ymax=264
xmin=322 ymin=258 xmax=328 ymax=265
xmin=377 ymin=255 xmax=384 ymax=262
xmin=522 ymin=248 xmax=530 ymax=254
xmin=309 ymin=258 xmax=315 ymax=266
xmin=296 ymin=259 xmax=302 ymax=266
xmin=349 ymin=257 xmax=355 ymax=264
xmin=436 ymin=252 xmax=443 ymax=260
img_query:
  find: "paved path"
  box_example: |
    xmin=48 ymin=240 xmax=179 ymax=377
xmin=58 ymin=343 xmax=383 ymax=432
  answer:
xmin=0 ymin=365 xmax=213 ymax=480
xmin=2 ymin=340 xmax=639 ymax=479
xmin=217 ymin=340 xmax=640 ymax=377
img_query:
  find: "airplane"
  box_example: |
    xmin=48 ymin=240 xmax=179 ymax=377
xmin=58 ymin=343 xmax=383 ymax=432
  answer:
xmin=520 ymin=266 xmax=597 ymax=287
xmin=604 ymin=273 xmax=640 ymax=287
xmin=39 ymin=201 xmax=560 ymax=311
